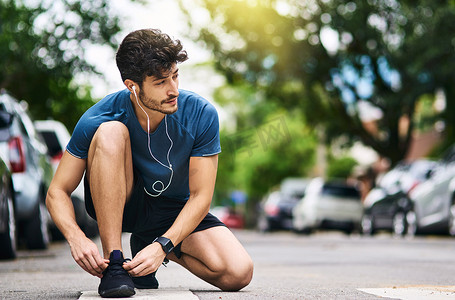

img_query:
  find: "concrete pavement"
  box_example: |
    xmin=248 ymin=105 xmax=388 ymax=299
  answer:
xmin=3 ymin=230 xmax=455 ymax=299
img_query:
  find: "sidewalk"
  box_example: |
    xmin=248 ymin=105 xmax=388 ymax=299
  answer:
xmin=80 ymin=289 xmax=198 ymax=299
xmin=77 ymin=233 xmax=216 ymax=299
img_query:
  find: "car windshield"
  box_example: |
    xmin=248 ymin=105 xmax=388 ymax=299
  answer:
xmin=322 ymin=184 xmax=360 ymax=199
xmin=280 ymin=179 xmax=308 ymax=199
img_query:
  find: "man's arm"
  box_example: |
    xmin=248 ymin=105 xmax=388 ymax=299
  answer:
xmin=164 ymin=155 xmax=218 ymax=244
xmin=124 ymin=155 xmax=218 ymax=276
xmin=46 ymin=151 xmax=108 ymax=278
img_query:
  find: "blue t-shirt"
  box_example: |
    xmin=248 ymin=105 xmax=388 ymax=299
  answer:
xmin=67 ymin=89 xmax=221 ymax=201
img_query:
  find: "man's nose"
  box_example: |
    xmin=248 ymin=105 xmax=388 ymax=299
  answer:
xmin=168 ymin=80 xmax=179 ymax=97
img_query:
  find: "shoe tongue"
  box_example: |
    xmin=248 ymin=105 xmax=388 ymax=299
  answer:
xmin=110 ymin=250 xmax=124 ymax=262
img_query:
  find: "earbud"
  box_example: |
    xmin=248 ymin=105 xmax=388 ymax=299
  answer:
xmin=131 ymin=85 xmax=138 ymax=100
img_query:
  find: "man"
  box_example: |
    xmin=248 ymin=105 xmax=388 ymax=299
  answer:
xmin=46 ymin=28 xmax=253 ymax=298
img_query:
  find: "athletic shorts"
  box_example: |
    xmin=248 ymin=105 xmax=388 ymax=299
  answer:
xmin=83 ymin=168 xmax=225 ymax=258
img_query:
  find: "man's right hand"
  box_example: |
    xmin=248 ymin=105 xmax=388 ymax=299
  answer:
xmin=68 ymin=234 xmax=108 ymax=278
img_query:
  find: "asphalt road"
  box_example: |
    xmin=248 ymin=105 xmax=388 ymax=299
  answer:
xmin=1 ymin=230 xmax=455 ymax=299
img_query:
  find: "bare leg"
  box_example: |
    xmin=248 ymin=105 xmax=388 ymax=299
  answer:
xmin=168 ymin=226 xmax=254 ymax=291
xmin=86 ymin=121 xmax=134 ymax=258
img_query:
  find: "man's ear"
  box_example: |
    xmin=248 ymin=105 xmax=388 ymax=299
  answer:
xmin=124 ymin=79 xmax=138 ymax=93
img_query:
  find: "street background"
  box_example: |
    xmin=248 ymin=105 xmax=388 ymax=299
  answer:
xmin=2 ymin=1 xmax=455 ymax=299
xmin=2 ymin=230 xmax=455 ymax=299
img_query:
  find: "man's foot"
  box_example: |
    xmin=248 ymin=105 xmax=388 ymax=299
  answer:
xmin=131 ymin=272 xmax=159 ymax=289
xmin=98 ymin=250 xmax=135 ymax=298
xmin=130 ymin=234 xmax=159 ymax=289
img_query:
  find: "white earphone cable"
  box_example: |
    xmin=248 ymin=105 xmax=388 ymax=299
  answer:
xmin=133 ymin=87 xmax=173 ymax=197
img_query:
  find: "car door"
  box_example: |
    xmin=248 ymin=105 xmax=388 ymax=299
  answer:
xmin=420 ymin=149 xmax=455 ymax=226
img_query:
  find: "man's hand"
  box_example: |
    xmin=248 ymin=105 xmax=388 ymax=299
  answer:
xmin=68 ymin=234 xmax=108 ymax=278
xmin=123 ymin=242 xmax=166 ymax=277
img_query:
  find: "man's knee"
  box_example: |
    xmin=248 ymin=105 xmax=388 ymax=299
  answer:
xmin=218 ymin=256 xmax=254 ymax=291
xmin=91 ymin=121 xmax=129 ymax=156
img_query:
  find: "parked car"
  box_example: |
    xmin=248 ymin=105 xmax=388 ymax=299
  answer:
xmin=257 ymin=178 xmax=309 ymax=231
xmin=210 ymin=206 xmax=245 ymax=229
xmin=407 ymin=145 xmax=455 ymax=236
xmin=292 ymin=178 xmax=363 ymax=234
xmin=361 ymin=159 xmax=436 ymax=236
xmin=0 ymin=91 xmax=54 ymax=250
xmin=0 ymin=111 xmax=16 ymax=259
xmin=34 ymin=120 xmax=98 ymax=238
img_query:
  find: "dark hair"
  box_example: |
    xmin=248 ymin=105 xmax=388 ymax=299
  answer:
xmin=115 ymin=29 xmax=188 ymax=85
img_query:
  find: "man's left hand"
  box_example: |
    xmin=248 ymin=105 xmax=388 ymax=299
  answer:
xmin=123 ymin=242 xmax=166 ymax=277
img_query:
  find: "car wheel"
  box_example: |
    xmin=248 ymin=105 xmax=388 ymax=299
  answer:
xmin=405 ymin=209 xmax=418 ymax=237
xmin=24 ymin=200 xmax=50 ymax=249
xmin=392 ymin=212 xmax=407 ymax=237
xmin=361 ymin=214 xmax=375 ymax=235
xmin=0 ymin=187 xmax=17 ymax=259
xmin=448 ymin=202 xmax=455 ymax=236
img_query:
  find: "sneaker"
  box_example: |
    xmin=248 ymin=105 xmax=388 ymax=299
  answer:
xmin=130 ymin=234 xmax=159 ymax=289
xmin=98 ymin=250 xmax=135 ymax=298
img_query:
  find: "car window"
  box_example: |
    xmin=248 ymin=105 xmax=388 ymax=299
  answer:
xmin=39 ymin=131 xmax=61 ymax=157
xmin=441 ymin=146 xmax=455 ymax=164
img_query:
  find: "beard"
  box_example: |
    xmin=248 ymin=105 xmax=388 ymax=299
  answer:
xmin=138 ymin=90 xmax=178 ymax=115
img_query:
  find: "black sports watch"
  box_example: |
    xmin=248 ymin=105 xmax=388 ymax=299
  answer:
xmin=153 ymin=236 xmax=174 ymax=255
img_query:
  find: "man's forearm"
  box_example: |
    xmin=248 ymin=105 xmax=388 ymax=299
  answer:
xmin=162 ymin=194 xmax=212 ymax=246
xmin=46 ymin=188 xmax=85 ymax=241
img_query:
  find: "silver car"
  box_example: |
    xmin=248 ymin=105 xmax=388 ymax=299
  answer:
xmin=0 ymin=91 xmax=54 ymax=250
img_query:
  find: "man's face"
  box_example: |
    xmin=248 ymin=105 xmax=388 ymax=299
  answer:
xmin=138 ymin=64 xmax=179 ymax=115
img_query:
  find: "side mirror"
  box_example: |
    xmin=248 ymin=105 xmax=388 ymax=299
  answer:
xmin=0 ymin=111 xmax=13 ymax=128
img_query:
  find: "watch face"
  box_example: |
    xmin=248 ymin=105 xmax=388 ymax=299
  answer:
xmin=155 ymin=237 xmax=174 ymax=254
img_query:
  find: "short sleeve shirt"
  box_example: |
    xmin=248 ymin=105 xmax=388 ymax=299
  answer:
xmin=66 ymin=89 xmax=221 ymax=201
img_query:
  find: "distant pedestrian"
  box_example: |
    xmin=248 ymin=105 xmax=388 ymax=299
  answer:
xmin=46 ymin=28 xmax=253 ymax=298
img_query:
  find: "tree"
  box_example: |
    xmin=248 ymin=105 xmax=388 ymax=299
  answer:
xmin=0 ymin=0 xmax=125 ymax=129
xmin=212 ymin=83 xmax=317 ymax=203
xmin=180 ymin=0 xmax=455 ymax=165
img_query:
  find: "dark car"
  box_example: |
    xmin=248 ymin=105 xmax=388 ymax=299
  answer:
xmin=361 ymin=159 xmax=436 ymax=236
xmin=257 ymin=178 xmax=309 ymax=231
xmin=0 ymin=112 xmax=16 ymax=259
xmin=0 ymin=91 xmax=54 ymax=250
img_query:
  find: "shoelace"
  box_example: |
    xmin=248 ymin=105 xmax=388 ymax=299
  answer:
xmin=107 ymin=258 xmax=131 ymax=276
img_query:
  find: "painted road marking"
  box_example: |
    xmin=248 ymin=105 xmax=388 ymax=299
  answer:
xmin=358 ymin=286 xmax=455 ymax=299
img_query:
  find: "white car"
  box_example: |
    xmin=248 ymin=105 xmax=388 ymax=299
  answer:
xmin=407 ymin=145 xmax=455 ymax=236
xmin=292 ymin=177 xmax=363 ymax=234
xmin=34 ymin=120 xmax=98 ymax=238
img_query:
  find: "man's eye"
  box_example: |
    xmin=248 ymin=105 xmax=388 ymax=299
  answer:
xmin=156 ymin=81 xmax=165 ymax=85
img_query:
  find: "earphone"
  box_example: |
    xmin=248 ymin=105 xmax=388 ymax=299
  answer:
xmin=131 ymin=85 xmax=174 ymax=197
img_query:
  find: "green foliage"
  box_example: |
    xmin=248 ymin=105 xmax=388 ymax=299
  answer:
xmin=180 ymin=0 xmax=455 ymax=165
xmin=327 ymin=156 xmax=358 ymax=180
xmin=0 ymin=0 xmax=123 ymax=130
xmin=212 ymin=83 xmax=317 ymax=203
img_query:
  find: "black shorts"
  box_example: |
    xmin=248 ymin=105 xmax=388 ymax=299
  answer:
xmin=84 ymin=168 xmax=225 ymax=258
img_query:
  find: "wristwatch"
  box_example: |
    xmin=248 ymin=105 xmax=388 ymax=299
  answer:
xmin=153 ymin=236 xmax=174 ymax=255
